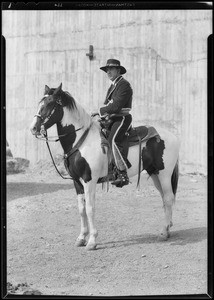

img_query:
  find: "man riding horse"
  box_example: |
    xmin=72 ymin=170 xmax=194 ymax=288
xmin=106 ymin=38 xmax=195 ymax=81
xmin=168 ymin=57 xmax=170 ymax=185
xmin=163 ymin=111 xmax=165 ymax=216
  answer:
xmin=92 ymin=59 xmax=133 ymax=187
xmin=30 ymin=79 xmax=179 ymax=250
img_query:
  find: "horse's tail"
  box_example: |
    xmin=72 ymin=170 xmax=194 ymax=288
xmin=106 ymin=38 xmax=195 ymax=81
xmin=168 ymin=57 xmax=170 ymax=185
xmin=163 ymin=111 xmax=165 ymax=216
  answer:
xmin=171 ymin=159 xmax=179 ymax=199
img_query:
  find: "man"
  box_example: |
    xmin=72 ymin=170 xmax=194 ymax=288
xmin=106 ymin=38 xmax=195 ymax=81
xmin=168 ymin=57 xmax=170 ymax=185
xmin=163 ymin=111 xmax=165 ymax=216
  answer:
xmin=92 ymin=59 xmax=133 ymax=187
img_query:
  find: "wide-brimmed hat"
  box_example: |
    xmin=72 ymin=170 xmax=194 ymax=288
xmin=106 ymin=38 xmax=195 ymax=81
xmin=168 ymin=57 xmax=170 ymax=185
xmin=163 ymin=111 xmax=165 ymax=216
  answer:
xmin=100 ymin=59 xmax=126 ymax=75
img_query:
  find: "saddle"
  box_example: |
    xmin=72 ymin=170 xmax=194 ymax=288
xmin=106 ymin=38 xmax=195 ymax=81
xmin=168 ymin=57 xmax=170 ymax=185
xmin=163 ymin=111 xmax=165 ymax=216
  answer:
xmin=99 ymin=113 xmax=159 ymax=148
xmin=100 ymin=124 xmax=159 ymax=152
xmin=98 ymin=117 xmax=160 ymax=186
xmin=127 ymin=125 xmax=159 ymax=147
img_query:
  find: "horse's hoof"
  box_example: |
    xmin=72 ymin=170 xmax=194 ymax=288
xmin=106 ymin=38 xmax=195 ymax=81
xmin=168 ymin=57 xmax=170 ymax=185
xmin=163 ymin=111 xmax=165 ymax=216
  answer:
xmin=158 ymin=232 xmax=170 ymax=241
xmin=85 ymin=243 xmax=97 ymax=251
xmin=75 ymin=238 xmax=87 ymax=247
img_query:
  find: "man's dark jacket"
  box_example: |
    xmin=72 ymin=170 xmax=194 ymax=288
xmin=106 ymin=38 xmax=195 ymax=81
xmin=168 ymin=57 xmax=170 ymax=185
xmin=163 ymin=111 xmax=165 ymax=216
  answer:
xmin=99 ymin=76 xmax=133 ymax=117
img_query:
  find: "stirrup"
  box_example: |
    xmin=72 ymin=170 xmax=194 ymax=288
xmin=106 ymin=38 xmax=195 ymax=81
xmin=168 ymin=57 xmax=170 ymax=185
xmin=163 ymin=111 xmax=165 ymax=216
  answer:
xmin=111 ymin=171 xmax=129 ymax=188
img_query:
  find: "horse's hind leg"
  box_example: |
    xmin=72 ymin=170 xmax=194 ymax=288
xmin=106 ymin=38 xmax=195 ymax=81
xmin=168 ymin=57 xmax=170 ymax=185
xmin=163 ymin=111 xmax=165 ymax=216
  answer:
xmin=151 ymin=174 xmax=174 ymax=240
xmin=74 ymin=181 xmax=89 ymax=247
xmin=158 ymin=174 xmax=175 ymax=241
xmin=151 ymin=174 xmax=163 ymax=197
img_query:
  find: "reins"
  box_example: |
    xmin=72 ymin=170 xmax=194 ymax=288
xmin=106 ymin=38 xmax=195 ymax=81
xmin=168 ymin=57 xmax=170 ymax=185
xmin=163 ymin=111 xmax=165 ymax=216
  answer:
xmin=36 ymin=126 xmax=83 ymax=142
xmin=44 ymin=132 xmax=73 ymax=180
xmin=36 ymin=124 xmax=90 ymax=180
xmin=36 ymin=134 xmax=67 ymax=142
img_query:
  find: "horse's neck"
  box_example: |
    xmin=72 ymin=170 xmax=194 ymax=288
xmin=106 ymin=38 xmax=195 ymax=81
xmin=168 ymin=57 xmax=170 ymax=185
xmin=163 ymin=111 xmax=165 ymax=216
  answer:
xmin=61 ymin=103 xmax=92 ymax=147
xmin=57 ymin=123 xmax=76 ymax=154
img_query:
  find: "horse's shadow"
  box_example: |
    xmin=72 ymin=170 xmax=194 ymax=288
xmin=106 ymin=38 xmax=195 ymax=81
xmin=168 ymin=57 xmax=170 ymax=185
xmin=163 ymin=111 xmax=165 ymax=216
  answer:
xmin=6 ymin=182 xmax=71 ymax=201
xmin=97 ymin=226 xmax=207 ymax=249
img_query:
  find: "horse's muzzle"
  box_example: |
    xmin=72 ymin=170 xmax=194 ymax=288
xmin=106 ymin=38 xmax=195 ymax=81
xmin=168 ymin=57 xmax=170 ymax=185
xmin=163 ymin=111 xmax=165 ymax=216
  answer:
xmin=30 ymin=127 xmax=40 ymax=136
xmin=30 ymin=117 xmax=41 ymax=136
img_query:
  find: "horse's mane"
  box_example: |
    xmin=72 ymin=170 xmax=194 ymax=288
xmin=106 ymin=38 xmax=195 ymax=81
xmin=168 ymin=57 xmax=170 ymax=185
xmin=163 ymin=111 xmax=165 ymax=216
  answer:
xmin=39 ymin=88 xmax=77 ymax=111
xmin=61 ymin=90 xmax=77 ymax=110
xmin=61 ymin=90 xmax=92 ymax=129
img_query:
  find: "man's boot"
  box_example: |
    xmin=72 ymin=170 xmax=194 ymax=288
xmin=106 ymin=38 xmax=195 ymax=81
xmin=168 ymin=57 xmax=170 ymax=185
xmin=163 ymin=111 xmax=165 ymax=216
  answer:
xmin=111 ymin=169 xmax=129 ymax=188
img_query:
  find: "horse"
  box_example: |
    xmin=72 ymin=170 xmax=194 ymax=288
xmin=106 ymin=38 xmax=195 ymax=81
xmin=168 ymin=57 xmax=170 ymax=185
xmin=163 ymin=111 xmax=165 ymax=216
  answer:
xmin=30 ymin=83 xmax=180 ymax=251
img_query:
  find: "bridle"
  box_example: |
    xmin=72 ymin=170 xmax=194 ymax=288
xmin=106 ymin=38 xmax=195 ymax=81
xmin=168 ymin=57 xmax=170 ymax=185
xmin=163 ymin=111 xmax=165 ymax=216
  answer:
xmin=35 ymin=100 xmax=64 ymax=140
xmin=35 ymin=100 xmax=83 ymax=141
xmin=34 ymin=98 xmax=88 ymax=180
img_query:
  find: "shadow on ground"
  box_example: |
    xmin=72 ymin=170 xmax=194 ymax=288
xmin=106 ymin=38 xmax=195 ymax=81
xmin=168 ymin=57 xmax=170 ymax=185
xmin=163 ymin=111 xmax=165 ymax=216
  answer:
xmin=6 ymin=182 xmax=73 ymax=201
xmin=98 ymin=226 xmax=207 ymax=249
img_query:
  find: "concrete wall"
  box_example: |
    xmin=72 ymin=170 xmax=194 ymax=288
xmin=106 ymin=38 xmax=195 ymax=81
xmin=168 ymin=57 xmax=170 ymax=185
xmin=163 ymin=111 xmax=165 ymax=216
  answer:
xmin=2 ymin=10 xmax=212 ymax=174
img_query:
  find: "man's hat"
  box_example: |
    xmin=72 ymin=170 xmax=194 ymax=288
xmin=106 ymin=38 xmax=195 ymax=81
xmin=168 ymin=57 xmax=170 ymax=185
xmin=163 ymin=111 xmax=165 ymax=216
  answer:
xmin=100 ymin=59 xmax=126 ymax=75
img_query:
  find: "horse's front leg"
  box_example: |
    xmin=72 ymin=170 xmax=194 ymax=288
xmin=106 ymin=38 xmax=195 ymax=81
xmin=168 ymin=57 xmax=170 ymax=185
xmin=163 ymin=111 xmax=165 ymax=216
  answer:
xmin=74 ymin=181 xmax=89 ymax=247
xmin=84 ymin=181 xmax=98 ymax=250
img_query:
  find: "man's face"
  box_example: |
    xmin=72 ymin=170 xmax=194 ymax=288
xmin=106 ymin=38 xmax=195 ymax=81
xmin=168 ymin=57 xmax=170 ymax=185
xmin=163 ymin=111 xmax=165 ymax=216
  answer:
xmin=106 ymin=67 xmax=121 ymax=81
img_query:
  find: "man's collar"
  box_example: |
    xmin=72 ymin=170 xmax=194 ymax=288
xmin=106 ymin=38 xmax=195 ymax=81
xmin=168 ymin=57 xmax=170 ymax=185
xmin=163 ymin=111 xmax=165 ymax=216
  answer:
xmin=111 ymin=75 xmax=123 ymax=86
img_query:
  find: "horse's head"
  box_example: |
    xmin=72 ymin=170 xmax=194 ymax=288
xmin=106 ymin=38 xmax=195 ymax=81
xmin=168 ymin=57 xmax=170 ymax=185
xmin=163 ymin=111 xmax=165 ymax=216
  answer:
xmin=30 ymin=83 xmax=64 ymax=136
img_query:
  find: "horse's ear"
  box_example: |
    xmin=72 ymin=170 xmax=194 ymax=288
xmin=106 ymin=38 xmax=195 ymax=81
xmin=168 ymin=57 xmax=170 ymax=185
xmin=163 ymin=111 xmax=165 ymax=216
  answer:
xmin=44 ymin=85 xmax=50 ymax=95
xmin=54 ymin=83 xmax=62 ymax=95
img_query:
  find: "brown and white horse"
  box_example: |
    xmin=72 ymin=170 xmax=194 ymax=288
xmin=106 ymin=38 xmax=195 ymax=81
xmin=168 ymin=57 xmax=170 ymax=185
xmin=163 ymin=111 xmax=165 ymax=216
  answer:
xmin=30 ymin=83 xmax=180 ymax=250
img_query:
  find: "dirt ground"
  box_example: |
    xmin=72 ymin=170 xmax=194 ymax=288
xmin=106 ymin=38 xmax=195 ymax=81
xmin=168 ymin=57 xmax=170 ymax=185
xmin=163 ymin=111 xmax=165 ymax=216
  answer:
xmin=6 ymin=163 xmax=208 ymax=297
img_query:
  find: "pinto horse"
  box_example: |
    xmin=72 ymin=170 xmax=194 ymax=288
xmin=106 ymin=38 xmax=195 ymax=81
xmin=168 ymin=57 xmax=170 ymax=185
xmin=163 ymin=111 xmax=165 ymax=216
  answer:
xmin=30 ymin=83 xmax=180 ymax=250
